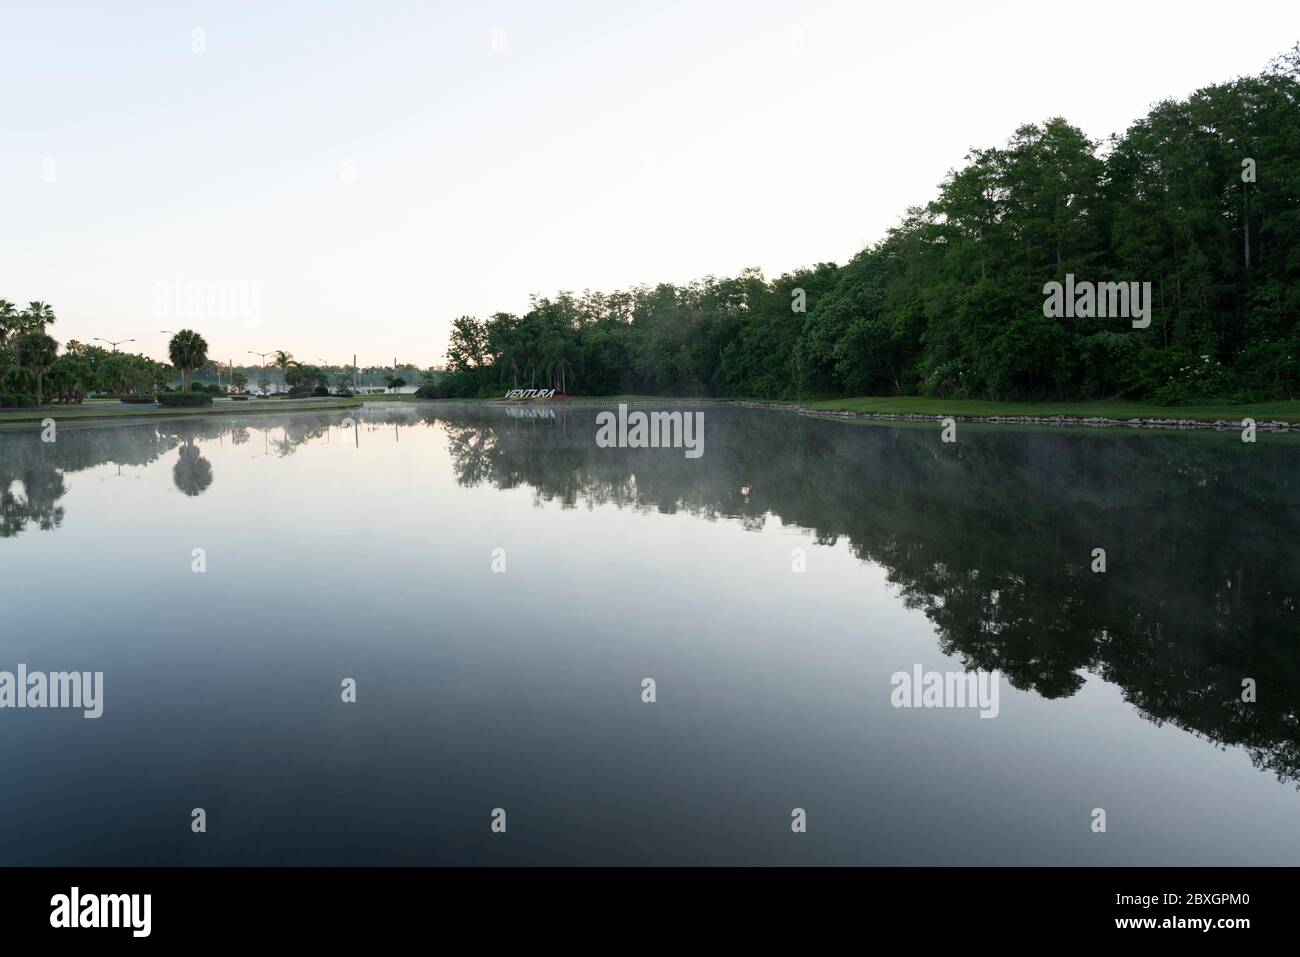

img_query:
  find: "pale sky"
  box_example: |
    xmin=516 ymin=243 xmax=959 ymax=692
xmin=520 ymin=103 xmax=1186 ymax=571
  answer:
xmin=3 ymin=0 xmax=1296 ymax=368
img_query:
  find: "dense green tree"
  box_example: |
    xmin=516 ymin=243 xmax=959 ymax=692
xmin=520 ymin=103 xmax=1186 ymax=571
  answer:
xmin=14 ymin=331 xmax=58 ymax=406
xmin=432 ymin=50 xmax=1300 ymax=405
xmin=285 ymin=362 xmax=329 ymax=393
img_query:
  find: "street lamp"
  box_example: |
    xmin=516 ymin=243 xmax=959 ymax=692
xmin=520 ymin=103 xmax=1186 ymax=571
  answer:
xmin=93 ymin=337 xmax=134 ymax=352
xmin=249 ymin=350 xmax=275 ymax=395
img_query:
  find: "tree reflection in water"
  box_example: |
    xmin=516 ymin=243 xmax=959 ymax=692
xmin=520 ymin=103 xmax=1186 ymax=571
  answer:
xmin=426 ymin=405 xmax=1300 ymax=788
xmin=173 ymin=440 xmax=213 ymax=497
xmin=1 ymin=405 xmax=1296 ymax=786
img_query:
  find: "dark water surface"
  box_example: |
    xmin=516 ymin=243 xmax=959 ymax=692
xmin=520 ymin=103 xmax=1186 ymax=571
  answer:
xmin=1 ymin=402 xmax=1297 ymax=864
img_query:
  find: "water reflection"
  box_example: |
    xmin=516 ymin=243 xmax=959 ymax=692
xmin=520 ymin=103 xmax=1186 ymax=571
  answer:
xmin=0 ymin=461 xmax=66 ymax=535
xmin=173 ymin=440 xmax=213 ymax=497
xmin=2 ymin=404 xmax=1298 ymax=795
xmin=0 ymin=417 xmax=340 ymax=528
xmin=414 ymin=404 xmax=1300 ymax=788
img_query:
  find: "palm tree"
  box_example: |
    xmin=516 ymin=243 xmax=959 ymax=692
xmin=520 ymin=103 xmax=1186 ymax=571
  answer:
xmin=168 ymin=330 xmax=209 ymax=391
xmin=14 ymin=331 xmax=58 ymax=406
xmin=273 ymin=350 xmax=294 ymax=392
xmin=554 ymin=355 xmax=574 ymax=394
xmin=0 ymin=300 xmax=19 ymax=348
xmin=497 ymin=343 xmax=520 ymax=389
xmin=21 ymin=301 xmax=56 ymax=332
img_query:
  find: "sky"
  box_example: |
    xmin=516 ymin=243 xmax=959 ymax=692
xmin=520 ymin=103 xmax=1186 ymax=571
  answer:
xmin=2 ymin=0 xmax=1297 ymax=368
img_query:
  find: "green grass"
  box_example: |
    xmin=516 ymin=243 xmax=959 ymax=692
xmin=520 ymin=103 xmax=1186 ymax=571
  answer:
xmin=559 ymin=394 xmax=754 ymax=404
xmin=0 ymin=396 xmax=361 ymax=427
xmin=801 ymin=396 xmax=1300 ymax=422
xmin=490 ymin=393 xmax=1299 ymax=422
xmin=21 ymin=391 xmax=1281 ymax=429
xmin=389 ymin=393 xmax=736 ymax=404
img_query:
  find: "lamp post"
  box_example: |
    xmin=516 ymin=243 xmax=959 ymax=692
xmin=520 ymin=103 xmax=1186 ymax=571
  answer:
xmin=249 ymin=350 xmax=274 ymax=394
xmin=93 ymin=337 xmax=134 ymax=352
xmin=159 ymin=331 xmax=182 ymax=390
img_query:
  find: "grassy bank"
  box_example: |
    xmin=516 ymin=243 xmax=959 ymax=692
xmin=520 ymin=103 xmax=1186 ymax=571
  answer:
xmin=799 ymin=396 xmax=1300 ymax=423
xmin=0 ymin=396 xmax=361 ymax=427
xmin=28 ymin=391 xmax=1279 ymax=430
xmin=469 ymin=393 xmax=1298 ymax=422
xmin=455 ymin=393 xmax=1300 ymax=428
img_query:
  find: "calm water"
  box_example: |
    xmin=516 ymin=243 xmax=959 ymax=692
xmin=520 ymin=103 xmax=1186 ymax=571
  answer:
xmin=1 ymin=402 xmax=1298 ymax=865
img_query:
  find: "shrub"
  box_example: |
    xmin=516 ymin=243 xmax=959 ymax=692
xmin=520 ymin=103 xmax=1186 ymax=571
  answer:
xmin=17 ymin=395 xmax=37 ymax=407
xmin=1151 ymin=353 xmax=1245 ymax=406
xmin=230 ymin=395 xmax=250 ymax=401
xmin=312 ymin=385 xmax=330 ymax=397
xmin=119 ymin=395 xmax=158 ymax=404
xmin=157 ymin=391 xmax=214 ymax=407
xmin=0 ymin=393 xmax=17 ymax=408
xmin=414 ymin=384 xmax=441 ymax=399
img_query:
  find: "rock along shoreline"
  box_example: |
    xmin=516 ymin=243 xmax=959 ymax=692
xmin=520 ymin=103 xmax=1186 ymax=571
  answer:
xmin=545 ymin=397 xmax=1295 ymax=433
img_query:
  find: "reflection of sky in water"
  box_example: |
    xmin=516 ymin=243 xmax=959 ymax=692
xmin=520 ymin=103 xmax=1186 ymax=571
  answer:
xmin=1 ymin=405 xmax=1298 ymax=865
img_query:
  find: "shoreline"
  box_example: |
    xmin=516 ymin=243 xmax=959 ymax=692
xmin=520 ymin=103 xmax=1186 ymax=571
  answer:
xmin=2 ymin=393 xmax=1296 ymax=433
xmin=0 ymin=396 xmax=361 ymax=429
xmin=767 ymin=404 xmax=1295 ymax=433
xmin=483 ymin=396 xmax=1300 ymax=433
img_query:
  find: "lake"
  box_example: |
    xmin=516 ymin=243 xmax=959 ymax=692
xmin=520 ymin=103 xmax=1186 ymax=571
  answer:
xmin=1 ymin=402 xmax=1297 ymax=865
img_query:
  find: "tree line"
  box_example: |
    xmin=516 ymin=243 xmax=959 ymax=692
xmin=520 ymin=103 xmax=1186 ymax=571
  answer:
xmin=435 ymin=47 xmax=1300 ymax=403
xmin=0 ymin=316 xmax=392 ymax=405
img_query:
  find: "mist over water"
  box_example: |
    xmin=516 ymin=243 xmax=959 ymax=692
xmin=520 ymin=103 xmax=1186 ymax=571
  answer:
xmin=2 ymin=403 xmax=1297 ymax=864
